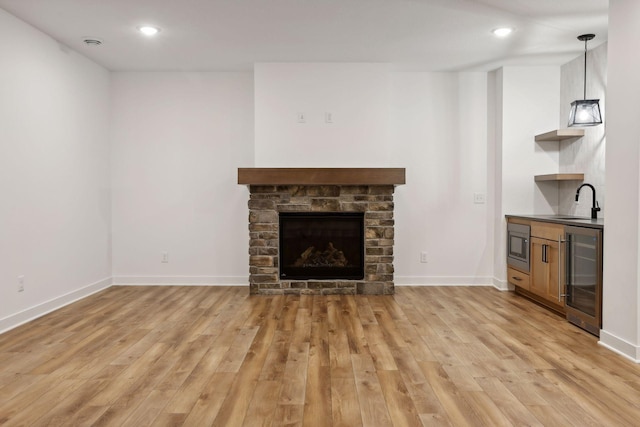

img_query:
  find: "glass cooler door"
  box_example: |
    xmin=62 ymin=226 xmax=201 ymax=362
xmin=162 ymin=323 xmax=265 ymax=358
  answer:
xmin=564 ymin=226 xmax=602 ymax=336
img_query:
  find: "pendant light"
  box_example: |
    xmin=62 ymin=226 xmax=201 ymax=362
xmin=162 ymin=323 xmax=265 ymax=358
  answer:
xmin=568 ymin=34 xmax=602 ymax=127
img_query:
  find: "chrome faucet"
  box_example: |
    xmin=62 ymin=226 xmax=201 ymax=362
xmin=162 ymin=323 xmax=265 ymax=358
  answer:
xmin=575 ymin=183 xmax=600 ymax=219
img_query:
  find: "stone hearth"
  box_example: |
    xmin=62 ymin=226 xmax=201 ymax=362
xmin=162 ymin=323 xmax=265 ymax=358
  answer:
xmin=238 ymin=168 xmax=405 ymax=295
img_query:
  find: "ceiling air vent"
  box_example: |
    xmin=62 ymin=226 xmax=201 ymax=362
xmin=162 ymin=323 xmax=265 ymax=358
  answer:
xmin=82 ymin=37 xmax=103 ymax=47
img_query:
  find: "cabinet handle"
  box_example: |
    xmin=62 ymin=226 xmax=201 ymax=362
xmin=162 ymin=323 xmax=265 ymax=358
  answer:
xmin=511 ymin=276 xmax=522 ymax=282
xmin=542 ymin=244 xmax=548 ymax=263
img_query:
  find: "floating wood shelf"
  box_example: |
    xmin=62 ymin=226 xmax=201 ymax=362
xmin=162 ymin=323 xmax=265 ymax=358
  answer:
xmin=238 ymin=168 xmax=406 ymax=186
xmin=535 ymin=129 xmax=585 ymax=142
xmin=534 ymin=173 xmax=584 ymax=182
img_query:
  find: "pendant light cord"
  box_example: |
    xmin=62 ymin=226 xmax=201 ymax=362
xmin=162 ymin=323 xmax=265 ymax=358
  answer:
xmin=583 ymin=38 xmax=588 ymax=100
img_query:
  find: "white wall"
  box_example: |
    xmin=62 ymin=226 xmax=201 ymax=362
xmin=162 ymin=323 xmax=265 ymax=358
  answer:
xmin=489 ymin=69 xmax=505 ymax=287
xmin=491 ymin=66 xmax=561 ymax=286
xmin=254 ymin=63 xmax=391 ymax=167
xmin=600 ymin=0 xmax=640 ymax=361
xmin=500 ymin=66 xmax=562 ymax=216
xmin=0 ymin=9 xmax=111 ymax=331
xmin=110 ymin=72 xmax=254 ymax=284
xmin=390 ymin=72 xmax=493 ymax=284
xmin=254 ymin=63 xmax=494 ymax=285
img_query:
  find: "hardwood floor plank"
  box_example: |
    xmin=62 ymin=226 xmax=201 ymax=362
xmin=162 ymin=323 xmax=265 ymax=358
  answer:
xmin=0 ymin=373 xmax=42 ymax=403
xmin=351 ymin=353 xmax=393 ymax=427
xmin=273 ymin=404 xmax=305 ymax=426
xmin=155 ymin=334 xmax=217 ymax=391
xmin=475 ymin=377 xmax=544 ymax=426
xmin=418 ymin=361 xmax=485 ymax=426
xmin=242 ymin=380 xmax=280 ymax=427
xmin=354 ymin=295 xmax=378 ymax=326
xmin=303 ymin=364 xmax=332 ymax=427
xmin=338 ymin=295 xmax=368 ymax=355
xmin=361 ymin=324 xmax=398 ymax=371
xmin=258 ymin=329 xmax=292 ymax=381
xmin=0 ymin=373 xmax=73 ymax=423
xmin=278 ymin=357 xmax=309 ymax=406
xmin=303 ymin=317 xmax=332 ymax=427
xmin=1 ymin=286 xmax=640 ymax=426
xmin=376 ymin=369 xmax=423 ymax=426
xmin=30 ymin=379 xmax=110 ymax=426
xmin=149 ymin=412 xmax=188 ymax=427
xmin=330 ymin=378 xmax=363 ymax=427
xmin=211 ymin=299 xmax=281 ymax=426
xmin=161 ymin=340 xmax=231 ymax=414
xmin=460 ymin=390 xmax=513 ymax=427
xmin=441 ymin=364 xmax=483 ymax=392
xmin=121 ymin=389 xmax=176 ymax=426
xmin=88 ymin=342 xmax=170 ymax=407
xmin=540 ymin=368 xmax=640 ymax=426
xmin=181 ymin=372 xmax=235 ymax=426
xmin=327 ymin=296 xmax=357 ymax=380
xmin=0 ymin=378 xmax=84 ymax=426
xmin=216 ymin=326 xmax=261 ymax=373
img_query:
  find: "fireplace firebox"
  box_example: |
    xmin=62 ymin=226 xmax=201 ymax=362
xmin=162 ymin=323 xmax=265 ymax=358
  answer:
xmin=279 ymin=212 xmax=364 ymax=280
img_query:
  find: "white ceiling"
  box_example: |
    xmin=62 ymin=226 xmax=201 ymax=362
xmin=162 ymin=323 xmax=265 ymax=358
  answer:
xmin=0 ymin=0 xmax=608 ymax=72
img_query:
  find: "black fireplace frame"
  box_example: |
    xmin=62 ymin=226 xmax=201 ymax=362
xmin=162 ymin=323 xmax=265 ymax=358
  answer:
xmin=278 ymin=212 xmax=365 ymax=280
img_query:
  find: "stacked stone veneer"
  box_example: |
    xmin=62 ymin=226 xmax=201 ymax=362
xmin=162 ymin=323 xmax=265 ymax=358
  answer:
xmin=247 ymin=185 xmax=396 ymax=295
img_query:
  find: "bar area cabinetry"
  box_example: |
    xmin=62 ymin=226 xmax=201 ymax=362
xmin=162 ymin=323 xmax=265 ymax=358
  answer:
xmin=506 ymin=215 xmax=603 ymax=336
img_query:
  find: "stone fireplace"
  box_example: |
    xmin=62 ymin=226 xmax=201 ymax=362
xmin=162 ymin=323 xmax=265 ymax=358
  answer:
xmin=238 ymin=168 xmax=405 ymax=295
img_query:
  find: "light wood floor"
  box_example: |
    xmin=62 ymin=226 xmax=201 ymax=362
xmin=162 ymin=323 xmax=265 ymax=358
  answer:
xmin=1 ymin=286 xmax=640 ymax=426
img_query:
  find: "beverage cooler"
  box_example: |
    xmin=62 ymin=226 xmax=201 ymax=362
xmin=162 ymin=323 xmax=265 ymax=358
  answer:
xmin=563 ymin=226 xmax=603 ymax=336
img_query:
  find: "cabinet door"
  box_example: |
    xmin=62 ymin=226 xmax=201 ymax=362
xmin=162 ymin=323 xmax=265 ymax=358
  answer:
xmin=530 ymin=237 xmax=560 ymax=303
xmin=545 ymin=239 xmax=560 ymax=303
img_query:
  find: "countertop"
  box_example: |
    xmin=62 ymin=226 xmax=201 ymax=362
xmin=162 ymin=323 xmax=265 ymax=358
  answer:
xmin=506 ymin=214 xmax=604 ymax=229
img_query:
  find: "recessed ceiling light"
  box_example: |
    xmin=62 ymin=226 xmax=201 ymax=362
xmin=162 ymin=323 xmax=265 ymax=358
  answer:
xmin=138 ymin=26 xmax=160 ymax=36
xmin=492 ymin=27 xmax=514 ymax=37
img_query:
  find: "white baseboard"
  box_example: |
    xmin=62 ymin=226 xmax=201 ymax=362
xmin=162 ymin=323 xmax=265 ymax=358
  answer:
xmin=492 ymin=276 xmax=513 ymax=291
xmin=112 ymin=276 xmax=247 ymax=286
xmin=598 ymin=330 xmax=640 ymax=363
xmin=395 ymin=276 xmax=493 ymax=286
xmin=0 ymin=276 xmax=112 ymax=335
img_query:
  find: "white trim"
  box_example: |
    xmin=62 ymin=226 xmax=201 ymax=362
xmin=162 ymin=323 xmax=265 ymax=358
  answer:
xmin=598 ymin=330 xmax=640 ymax=363
xmin=492 ymin=276 xmax=513 ymax=291
xmin=112 ymin=276 xmax=247 ymax=286
xmin=0 ymin=277 xmax=112 ymax=334
xmin=394 ymin=276 xmax=493 ymax=286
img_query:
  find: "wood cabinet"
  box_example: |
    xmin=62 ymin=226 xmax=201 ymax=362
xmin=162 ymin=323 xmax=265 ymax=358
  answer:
xmin=529 ymin=222 xmax=564 ymax=311
xmin=530 ymin=237 xmax=561 ymax=303
xmin=507 ymin=215 xmax=604 ymax=334
xmin=507 ymin=219 xmax=565 ymax=313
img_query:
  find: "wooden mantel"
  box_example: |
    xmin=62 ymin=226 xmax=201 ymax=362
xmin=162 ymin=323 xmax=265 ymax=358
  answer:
xmin=238 ymin=168 xmax=406 ymax=186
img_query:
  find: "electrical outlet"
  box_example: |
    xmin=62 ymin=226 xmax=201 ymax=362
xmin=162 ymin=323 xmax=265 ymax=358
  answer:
xmin=17 ymin=275 xmax=24 ymax=292
xmin=162 ymin=252 xmax=169 ymax=263
xmin=420 ymin=252 xmax=428 ymax=263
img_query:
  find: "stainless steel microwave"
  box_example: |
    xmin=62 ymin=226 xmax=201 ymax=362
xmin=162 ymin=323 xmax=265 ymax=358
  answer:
xmin=507 ymin=222 xmax=530 ymax=272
